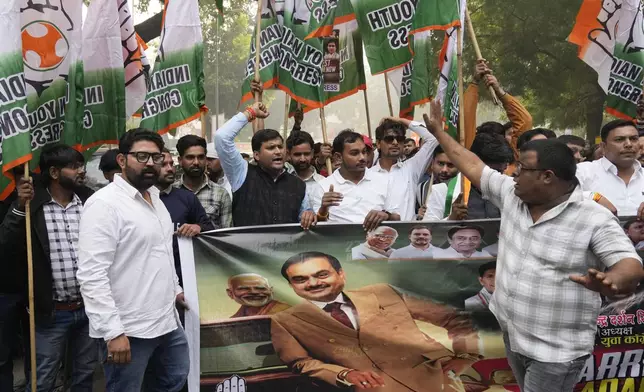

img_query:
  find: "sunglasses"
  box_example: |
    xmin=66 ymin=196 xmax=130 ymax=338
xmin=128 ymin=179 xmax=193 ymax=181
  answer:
xmin=382 ymin=135 xmax=406 ymax=144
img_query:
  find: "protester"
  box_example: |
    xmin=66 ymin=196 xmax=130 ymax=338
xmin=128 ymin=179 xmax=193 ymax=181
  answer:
xmin=423 ymin=133 xmax=513 ymax=221
xmin=464 ymin=261 xmax=496 ymax=311
xmin=623 ymin=219 xmax=644 ymax=250
xmin=558 ymin=134 xmax=586 ymax=163
xmin=99 ymin=148 xmax=121 ymax=183
xmin=214 ymin=97 xmax=316 ymax=229
xmin=370 ymin=117 xmax=438 ymax=221
xmin=424 ymin=100 xmax=643 ymax=392
xmin=389 ymin=225 xmax=434 ymax=260
xmin=271 ymin=251 xmax=481 ymax=391
xmin=403 ymin=137 xmax=418 ymax=159
xmin=227 ymin=273 xmax=290 ymax=318
xmin=351 ymin=226 xmax=399 ymax=259
xmin=576 ymin=119 xmax=644 ymax=217
xmin=516 ymin=128 xmax=557 ymax=150
xmin=174 ymin=135 xmax=232 ymax=229
xmin=206 ymin=142 xmax=232 ymax=198
xmin=157 ymin=148 xmax=214 ymax=286
xmin=363 ymin=135 xmax=376 ymax=169
xmin=416 ymin=145 xmax=460 ymax=219
xmin=78 ymin=129 xmax=189 ymax=390
xmin=311 ymin=130 xmax=400 ymax=231
xmin=313 ymin=142 xmax=333 ymax=176
xmin=286 ymin=130 xmax=325 ymax=194
xmin=1 ymin=145 xmax=96 ymax=391
xmin=434 ymin=225 xmax=492 ymax=259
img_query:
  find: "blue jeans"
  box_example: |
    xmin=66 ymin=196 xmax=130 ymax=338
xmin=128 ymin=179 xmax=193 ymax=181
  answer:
xmin=99 ymin=327 xmax=189 ymax=392
xmin=0 ymin=294 xmax=23 ymax=391
xmin=26 ymin=307 xmax=98 ymax=392
xmin=503 ymin=333 xmax=588 ymax=392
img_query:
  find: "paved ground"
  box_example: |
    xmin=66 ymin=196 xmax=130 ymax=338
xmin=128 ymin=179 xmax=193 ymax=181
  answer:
xmin=13 ymin=358 xmax=106 ymax=392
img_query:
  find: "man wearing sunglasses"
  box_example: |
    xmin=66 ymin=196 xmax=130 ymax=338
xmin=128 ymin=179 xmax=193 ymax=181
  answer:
xmin=370 ymin=117 xmax=438 ymax=221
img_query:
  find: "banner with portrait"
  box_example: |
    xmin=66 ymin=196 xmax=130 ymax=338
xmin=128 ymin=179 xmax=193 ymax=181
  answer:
xmin=180 ymin=219 xmax=644 ymax=392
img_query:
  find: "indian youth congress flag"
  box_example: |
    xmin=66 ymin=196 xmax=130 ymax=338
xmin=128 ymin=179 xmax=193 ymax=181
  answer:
xmin=120 ymin=0 xmax=150 ymax=117
xmin=80 ymin=0 xmax=126 ymax=151
xmin=0 ymin=0 xmax=29 ymax=200
xmin=140 ymin=0 xmax=205 ymax=134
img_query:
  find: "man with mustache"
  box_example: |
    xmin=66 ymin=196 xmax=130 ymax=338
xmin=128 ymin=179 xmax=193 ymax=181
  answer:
xmin=174 ymin=135 xmax=232 ymax=229
xmin=1 ymin=144 xmax=96 ymax=391
xmin=351 ymin=226 xmax=399 ymax=260
xmin=464 ymin=262 xmax=496 ymax=311
xmin=227 ymin=274 xmax=290 ymax=318
xmin=78 ymin=129 xmax=189 ymax=390
xmin=312 ymin=130 xmax=401 ymax=231
xmin=271 ymin=251 xmax=481 ymax=391
xmin=576 ymin=119 xmax=644 ymax=218
xmin=416 ymin=146 xmax=460 ymax=220
xmin=434 ymin=226 xmax=492 ymax=259
xmin=389 ymin=225 xmax=435 ymax=260
xmin=286 ymin=130 xmax=324 ymax=195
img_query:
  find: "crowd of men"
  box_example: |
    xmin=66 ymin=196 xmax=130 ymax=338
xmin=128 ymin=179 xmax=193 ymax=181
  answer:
xmin=0 ymin=63 xmax=643 ymax=392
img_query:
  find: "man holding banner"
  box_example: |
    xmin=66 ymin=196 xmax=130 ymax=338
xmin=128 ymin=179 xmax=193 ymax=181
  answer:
xmin=424 ymin=100 xmax=644 ymax=392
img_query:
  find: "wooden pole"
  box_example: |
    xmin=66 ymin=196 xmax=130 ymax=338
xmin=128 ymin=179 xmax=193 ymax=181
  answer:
xmin=252 ymin=0 xmax=263 ymax=133
xmin=283 ymin=94 xmax=291 ymax=138
xmin=457 ymin=26 xmax=471 ymax=202
xmin=465 ymin=8 xmax=500 ymax=105
xmin=200 ymin=111 xmax=207 ymax=139
xmin=24 ymin=162 xmax=36 ymax=392
xmin=423 ymin=172 xmax=435 ymax=206
xmin=319 ymin=107 xmax=334 ymax=174
xmin=362 ymin=89 xmax=373 ymax=139
xmin=383 ymin=72 xmax=394 ymax=116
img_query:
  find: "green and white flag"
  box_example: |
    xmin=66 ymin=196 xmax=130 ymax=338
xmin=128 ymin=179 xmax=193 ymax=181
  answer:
xmin=0 ymin=0 xmax=28 ymax=199
xmin=140 ymin=0 xmax=206 ymax=135
xmin=120 ymin=0 xmax=149 ymax=118
xmin=80 ymin=0 xmax=126 ymax=151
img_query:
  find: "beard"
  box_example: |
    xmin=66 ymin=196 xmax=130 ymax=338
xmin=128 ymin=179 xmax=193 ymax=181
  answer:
xmin=125 ymin=164 xmax=159 ymax=191
xmin=239 ymin=295 xmax=272 ymax=308
xmin=184 ymin=165 xmax=205 ymax=178
xmin=59 ymin=174 xmax=83 ymax=191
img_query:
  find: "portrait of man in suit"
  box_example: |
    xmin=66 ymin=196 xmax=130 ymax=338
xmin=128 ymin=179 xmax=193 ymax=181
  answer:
xmin=464 ymin=262 xmax=496 ymax=312
xmin=270 ymin=251 xmax=482 ymax=391
xmin=227 ymin=273 xmax=290 ymax=318
xmin=351 ymin=226 xmax=399 ymax=260
xmin=434 ymin=225 xmax=493 ymax=259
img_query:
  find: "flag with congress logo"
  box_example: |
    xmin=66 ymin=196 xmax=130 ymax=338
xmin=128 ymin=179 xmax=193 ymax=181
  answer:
xmin=139 ymin=0 xmax=206 ymax=135
xmin=120 ymin=0 xmax=149 ymax=117
xmin=80 ymin=0 xmax=126 ymax=151
xmin=0 ymin=0 xmax=29 ymax=200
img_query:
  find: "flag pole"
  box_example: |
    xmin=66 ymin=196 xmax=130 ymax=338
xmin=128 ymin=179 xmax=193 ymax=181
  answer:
xmin=24 ymin=162 xmax=36 ymax=392
xmin=200 ymin=111 xmax=207 ymax=139
xmin=319 ymin=107 xmax=334 ymax=174
xmin=362 ymin=89 xmax=373 ymax=139
xmin=456 ymin=25 xmax=471 ymax=202
xmin=465 ymin=8 xmax=500 ymax=105
xmin=252 ymin=0 xmax=263 ymax=133
xmin=383 ymin=72 xmax=394 ymax=116
xmin=283 ymin=94 xmax=291 ymax=138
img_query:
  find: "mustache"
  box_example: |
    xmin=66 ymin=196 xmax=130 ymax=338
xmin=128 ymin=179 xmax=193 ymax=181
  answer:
xmin=305 ymin=284 xmax=330 ymax=291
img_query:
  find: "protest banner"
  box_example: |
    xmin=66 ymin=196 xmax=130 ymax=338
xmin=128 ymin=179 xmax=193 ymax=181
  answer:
xmin=568 ymin=0 xmax=644 ymax=120
xmin=79 ymin=0 xmax=126 ymax=151
xmin=180 ymin=219 xmax=644 ymax=392
xmin=438 ymin=28 xmax=461 ymax=140
xmin=139 ymin=0 xmax=206 ymax=135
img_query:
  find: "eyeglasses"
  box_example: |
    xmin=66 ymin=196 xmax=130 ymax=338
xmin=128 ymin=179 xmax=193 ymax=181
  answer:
xmin=382 ymin=135 xmax=406 ymax=144
xmin=515 ymin=162 xmax=543 ymax=175
xmin=128 ymin=152 xmax=164 ymax=164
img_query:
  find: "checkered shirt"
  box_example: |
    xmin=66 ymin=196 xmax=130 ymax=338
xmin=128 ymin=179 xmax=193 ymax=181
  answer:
xmin=43 ymin=194 xmax=83 ymax=302
xmin=175 ymin=175 xmax=232 ymax=229
xmin=481 ymin=166 xmax=642 ymax=363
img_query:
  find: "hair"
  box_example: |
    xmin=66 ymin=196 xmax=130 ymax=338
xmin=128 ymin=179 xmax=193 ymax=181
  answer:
xmin=176 ymin=135 xmax=207 ymax=157
xmin=251 ymin=129 xmax=283 ymax=152
xmin=476 ymin=121 xmax=505 ymax=136
xmin=600 ymin=119 xmax=636 ymax=142
xmin=281 ymin=251 xmax=342 ymax=281
xmin=375 ymin=120 xmax=406 ymax=141
xmin=162 ymin=147 xmax=171 ymax=154
xmin=119 ymin=128 xmax=164 ymax=155
xmin=39 ymin=144 xmax=85 ymax=184
xmin=479 ymin=261 xmax=496 ymax=277
xmin=332 ymin=129 xmax=364 ymax=154
xmin=286 ymin=130 xmax=315 ymax=151
xmin=314 ymin=142 xmax=323 ymax=155
xmin=433 ymin=145 xmax=445 ymax=159
xmin=558 ymin=135 xmax=586 ymax=148
xmin=516 ymin=128 xmax=557 ymax=150
xmin=408 ymin=225 xmax=431 ymax=235
xmin=98 ymin=149 xmax=120 ymax=172
xmin=469 ymin=133 xmax=514 ymax=164
xmin=241 ymin=153 xmax=250 ymax=159
xmin=404 ymin=138 xmax=416 ymax=145
xmin=519 ymin=139 xmax=577 ymax=182
xmin=623 ymin=219 xmax=639 ymax=231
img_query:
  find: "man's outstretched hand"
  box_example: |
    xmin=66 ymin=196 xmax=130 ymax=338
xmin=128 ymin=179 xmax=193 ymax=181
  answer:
xmin=570 ymin=268 xmax=641 ymax=297
xmin=245 ymin=102 xmax=270 ymax=120
xmin=423 ymin=99 xmax=443 ymax=134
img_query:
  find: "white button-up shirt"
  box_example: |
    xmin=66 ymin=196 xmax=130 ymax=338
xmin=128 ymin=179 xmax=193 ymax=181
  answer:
xmin=481 ymin=166 xmax=641 ymax=363
xmin=389 ymin=244 xmax=435 ymax=260
xmin=311 ymin=293 xmax=359 ymax=329
xmin=371 ymin=121 xmax=438 ymax=221
xmin=432 ymin=246 xmax=491 ymax=259
xmin=310 ymin=169 xmax=399 ymax=223
xmin=576 ymin=157 xmax=644 ymax=216
xmin=77 ymin=175 xmax=182 ymax=341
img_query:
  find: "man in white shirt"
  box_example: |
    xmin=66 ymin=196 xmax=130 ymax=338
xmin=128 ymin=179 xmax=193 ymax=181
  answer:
xmin=77 ymin=129 xmax=189 ymax=391
xmin=206 ymin=143 xmax=232 ymax=198
xmin=464 ymin=261 xmax=496 ymax=311
xmin=576 ymin=119 xmax=644 ymax=217
xmin=312 ymin=130 xmax=400 ymax=231
xmin=370 ymin=117 xmax=438 ymax=221
xmin=351 ymin=226 xmax=398 ymax=260
xmin=434 ymin=226 xmax=492 ymax=259
xmin=389 ymin=225 xmax=435 ymax=260
xmin=286 ymin=130 xmax=325 ymax=195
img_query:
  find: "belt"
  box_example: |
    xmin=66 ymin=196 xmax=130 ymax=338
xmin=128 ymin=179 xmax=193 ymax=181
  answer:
xmin=54 ymin=301 xmax=83 ymax=311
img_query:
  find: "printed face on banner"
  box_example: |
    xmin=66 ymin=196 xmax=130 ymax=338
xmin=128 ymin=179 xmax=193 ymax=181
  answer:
xmin=322 ymin=30 xmax=341 ymax=92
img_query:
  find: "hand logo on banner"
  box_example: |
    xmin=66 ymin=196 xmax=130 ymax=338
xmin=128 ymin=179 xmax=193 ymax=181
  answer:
xmin=215 ymin=375 xmax=246 ymax=392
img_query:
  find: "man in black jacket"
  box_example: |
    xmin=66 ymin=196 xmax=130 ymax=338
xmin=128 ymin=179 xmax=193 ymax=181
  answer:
xmin=1 ymin=144 xmax=97 ymax=391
